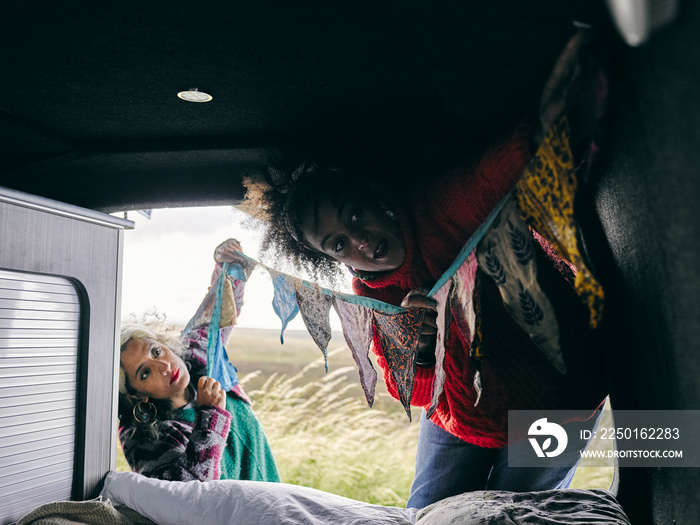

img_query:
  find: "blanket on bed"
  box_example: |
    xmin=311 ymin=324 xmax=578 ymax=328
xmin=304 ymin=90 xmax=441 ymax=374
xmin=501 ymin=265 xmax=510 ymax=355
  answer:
xmin=417 ymin=489 xmax=630 ymax=524
xmin=100 ymin=470 xmax=631 ymax=525
xmin=16 ymin=497 xmax=154 ymax=525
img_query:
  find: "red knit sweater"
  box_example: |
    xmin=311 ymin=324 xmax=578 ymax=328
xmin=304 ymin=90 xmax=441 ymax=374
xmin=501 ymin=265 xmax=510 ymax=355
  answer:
xmin=353 ymin=124 xmax=608 ymax=448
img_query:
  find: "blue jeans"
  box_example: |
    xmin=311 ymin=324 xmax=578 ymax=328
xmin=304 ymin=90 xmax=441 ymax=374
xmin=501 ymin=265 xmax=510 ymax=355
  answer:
xmin=406 ymin=408 xmax=603 ymax=509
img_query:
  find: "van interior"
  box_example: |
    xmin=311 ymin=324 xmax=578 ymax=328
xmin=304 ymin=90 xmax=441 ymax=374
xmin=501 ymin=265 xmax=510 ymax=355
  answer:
xmin=1 ymin=2 xmax=699 ymax=524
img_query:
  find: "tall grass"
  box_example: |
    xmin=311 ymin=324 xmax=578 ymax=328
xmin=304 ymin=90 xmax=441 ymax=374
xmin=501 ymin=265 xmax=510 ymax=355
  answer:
xmin=116 ymin=346 xmax=420 ymax=506
xmin=244 ymin=347 xmax=419 ymax=506
xmin=116 ymin=337 xmax=613 ymax=507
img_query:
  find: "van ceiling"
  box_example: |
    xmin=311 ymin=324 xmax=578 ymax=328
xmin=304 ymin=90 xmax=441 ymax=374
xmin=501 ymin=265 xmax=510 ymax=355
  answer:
xmin=0 ymin=1 xmax=607 ymax=212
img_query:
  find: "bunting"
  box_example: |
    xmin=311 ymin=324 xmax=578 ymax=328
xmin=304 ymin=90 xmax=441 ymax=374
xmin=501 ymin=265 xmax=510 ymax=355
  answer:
xmin=425 ymin=281 xmax=453 ymax=418
xmin=294 ymin=280 xmax=333 ymax=372
xmin=515 ymin=116 xmax=605 ymax=328
xmin=332 ymin=299 xmax=377 ymax=407
xmin=208 ymin=327 xmax=242 ymax=392
xmin=448 ymin=254 xmax=482 ymax=406
xmin=268 ymin=268 xmax=300 ymax=344
xmin=476 ymin=197 xmax=565 ymax=373
xmin=469 ymin=273 xmax=484 ymax=407
xmin=449 ymin=253 xmax=479 ymax=349
xmin=198 ymin=115 xmax=606 ymax=420
xmin=372 ymin=308 xmax=426 ymax=419
xmin=182 ymin=262 xmax=243 ymax=393
xmin=182 ymin=264 xmax=241 ymax=335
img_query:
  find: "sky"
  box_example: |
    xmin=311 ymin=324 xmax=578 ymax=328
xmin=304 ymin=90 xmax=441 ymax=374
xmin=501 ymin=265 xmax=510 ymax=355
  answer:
xmin=118 ymin=206 xmax=346 ymax=331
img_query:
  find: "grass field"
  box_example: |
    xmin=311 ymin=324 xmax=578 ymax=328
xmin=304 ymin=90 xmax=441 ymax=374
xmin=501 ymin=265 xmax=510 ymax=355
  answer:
xmin=116 ymin=327 xmax=613 ymax=506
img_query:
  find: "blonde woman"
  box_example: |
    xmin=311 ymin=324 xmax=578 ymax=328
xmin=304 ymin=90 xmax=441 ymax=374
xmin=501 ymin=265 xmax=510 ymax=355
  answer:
xmin=117 ymin=239 xmax=280 ymax=483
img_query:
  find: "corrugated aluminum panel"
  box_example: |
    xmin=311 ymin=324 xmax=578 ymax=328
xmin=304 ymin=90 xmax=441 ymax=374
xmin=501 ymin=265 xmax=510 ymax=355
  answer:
xmin=0 ymin=269 xmax=80 ymax=525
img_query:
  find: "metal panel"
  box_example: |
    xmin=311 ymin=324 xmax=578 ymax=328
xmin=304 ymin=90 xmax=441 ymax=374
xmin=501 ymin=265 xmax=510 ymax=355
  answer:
xmin=0 ymin=339 xmax=80 ymax=351
xmin=0 ymin=382 xmax=77 ymax=400
xmin=0 ymin=397 xmax=77 ymax=419
xmin=0 ymin=477 xmax=73 ymax=525
xmin=1 ymin=442 xmax=75 ymax=470
xmin=0 ymin=298 xmax=80 ymax=311
xmin=0 ymin=432 xmax=75 ymax=458
xmin=0 ymin=187 xmax=131 ymax=511
xmin=0 ymin=269 xmax=79 ymax=525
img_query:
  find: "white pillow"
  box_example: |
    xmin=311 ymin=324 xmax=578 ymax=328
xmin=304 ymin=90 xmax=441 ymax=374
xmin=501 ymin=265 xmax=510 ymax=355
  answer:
xmin=100 ymin=471 xmax=417 ymax=525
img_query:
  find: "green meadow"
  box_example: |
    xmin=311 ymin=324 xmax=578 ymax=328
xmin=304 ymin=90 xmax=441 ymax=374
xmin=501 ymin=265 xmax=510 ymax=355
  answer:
xmin=116 ymin=327 xmax=614 ymax=506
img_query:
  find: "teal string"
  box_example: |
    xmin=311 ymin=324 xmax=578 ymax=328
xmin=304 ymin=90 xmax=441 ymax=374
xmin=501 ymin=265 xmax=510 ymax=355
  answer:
xmin=427 ymin=189 xmax=514 ymax=297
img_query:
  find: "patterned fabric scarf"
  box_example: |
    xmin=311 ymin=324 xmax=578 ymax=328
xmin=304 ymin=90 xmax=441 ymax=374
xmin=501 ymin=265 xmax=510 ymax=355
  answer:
xmin=515 ymin=116 xmax=604 ymax=328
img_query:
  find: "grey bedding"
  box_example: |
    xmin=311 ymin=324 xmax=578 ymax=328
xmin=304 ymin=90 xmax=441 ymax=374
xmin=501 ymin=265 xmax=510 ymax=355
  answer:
xmin=15 ymin=471 xmax=632 ymax=524
xmin=416 ymin=488 xmax=630 ymax=524
xmin=97 ymin=471 xmax=630 ymax=525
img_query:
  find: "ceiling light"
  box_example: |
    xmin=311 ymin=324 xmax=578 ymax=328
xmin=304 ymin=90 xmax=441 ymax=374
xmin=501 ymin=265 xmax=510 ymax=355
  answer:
xmin=177 ymin=89 xmax=213 ymax=103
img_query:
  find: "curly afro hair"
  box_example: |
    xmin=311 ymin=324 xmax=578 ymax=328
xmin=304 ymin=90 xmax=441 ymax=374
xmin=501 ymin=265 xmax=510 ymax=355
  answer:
xmin=237 ymin=162 xmax=373 ymax=287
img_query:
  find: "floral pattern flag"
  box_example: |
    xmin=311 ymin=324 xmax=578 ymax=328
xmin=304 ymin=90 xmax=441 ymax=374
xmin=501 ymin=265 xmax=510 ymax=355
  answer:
xmin=372 ymin=308 xmax=426 ymax=420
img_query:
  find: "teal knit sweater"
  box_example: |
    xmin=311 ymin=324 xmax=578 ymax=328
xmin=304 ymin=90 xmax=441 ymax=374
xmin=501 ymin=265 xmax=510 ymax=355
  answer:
xmin=176 ymin=394 xmax=279 ymax=482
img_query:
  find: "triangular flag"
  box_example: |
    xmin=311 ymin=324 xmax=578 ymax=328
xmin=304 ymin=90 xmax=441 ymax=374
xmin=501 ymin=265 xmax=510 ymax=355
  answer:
xmin=295 ymin=280 xmax=333 ymax=371
xmin=448 ymin=253 xmax=483 ymax=406
xmin=333 ymin=298 xmax=377 ymax=407
xmin=372 ymin=308 xmax=425 ymax=420
xmin=515 ymin=116 xmax=604 ymax=327
xmin=268 ymin=268 xmax=300 ymax=344
xmin=182 ymin=263 xmax=248 ymax=335
xmin=425 ymin=280 xmax=452 ymax=418
xmin=208 ymin=328 xmax=241 ymax=392
xmin=477 ymin=197 xmax=565 ymax=373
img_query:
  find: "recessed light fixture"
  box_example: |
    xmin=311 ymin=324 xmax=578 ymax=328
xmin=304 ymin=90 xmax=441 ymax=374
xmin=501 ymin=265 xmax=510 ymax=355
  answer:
xmin=177 ymin=89 xmax=213 ymax=103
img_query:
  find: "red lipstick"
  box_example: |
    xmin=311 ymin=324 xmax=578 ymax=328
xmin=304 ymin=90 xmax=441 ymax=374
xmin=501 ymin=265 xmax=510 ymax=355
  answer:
xmin=170 ymin=368 xmax=180 ymax=384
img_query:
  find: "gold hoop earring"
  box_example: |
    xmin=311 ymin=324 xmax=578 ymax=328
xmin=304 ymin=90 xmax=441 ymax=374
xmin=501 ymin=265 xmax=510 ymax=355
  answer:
xmin=133 ymin=400 xmax=157 ymax=425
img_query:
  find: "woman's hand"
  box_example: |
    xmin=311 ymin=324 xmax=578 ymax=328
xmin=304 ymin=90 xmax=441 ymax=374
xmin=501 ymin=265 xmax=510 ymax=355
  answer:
xmin=401 ymin=288 xmax=438 ymax=367
xmin=213 ymin=238 xmax=246 ymax=265
xmin=197 ymin=376 xmax=227 ymax=410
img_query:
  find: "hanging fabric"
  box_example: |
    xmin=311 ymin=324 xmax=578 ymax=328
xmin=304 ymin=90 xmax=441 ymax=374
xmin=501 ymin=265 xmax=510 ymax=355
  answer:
xmin=515 ymin=116 xmax=605 ymax=328
xmin=268 ymin=268 xmax=300 ymax=344
xmin=447 ymin=253 xmax=483 ymax=406
xmin=332 ymin=298 xmax=377 ymax=407
xmin=425 ymin=280 xmax=453 ymax=418
xmin=182 ymin=265 xmax=239 ymax=335
xmin=179 ymin=262 xmax=244 ymax=393
xmin=372 ymin=308 xmax=426 ymax=419
xmin=294 ymin=280 xmax=333 ymax=372
xmin=468 ymin=273 xmax=485 ymax=407
xmin=207 ymin=115 xmax=606 ymax=417
xmin=476 ymin=196 xmax=565 ymax=373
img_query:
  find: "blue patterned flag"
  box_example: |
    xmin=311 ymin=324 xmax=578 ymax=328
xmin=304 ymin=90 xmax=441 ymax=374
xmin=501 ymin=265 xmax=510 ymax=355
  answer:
xmin=268 ymin=268 xmax=300 ymax=344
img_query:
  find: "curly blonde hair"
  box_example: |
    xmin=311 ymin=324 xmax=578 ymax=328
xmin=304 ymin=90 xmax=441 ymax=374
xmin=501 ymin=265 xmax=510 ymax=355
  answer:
xmin=118 ymin=319 xmax=186 ymax=395
xmin=117 ymin=316 xmax=191 ymax=438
